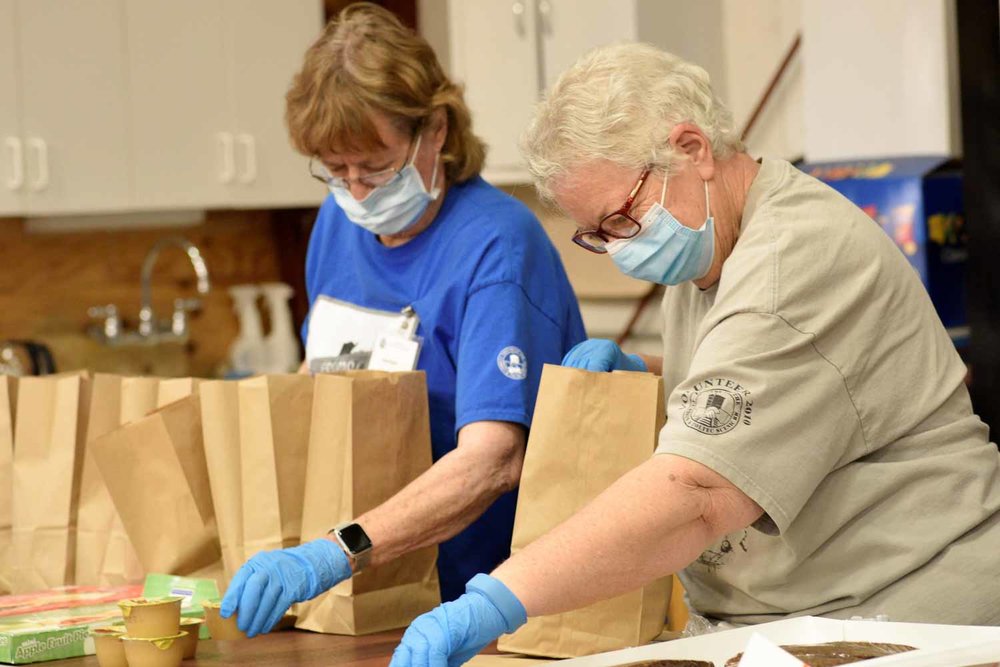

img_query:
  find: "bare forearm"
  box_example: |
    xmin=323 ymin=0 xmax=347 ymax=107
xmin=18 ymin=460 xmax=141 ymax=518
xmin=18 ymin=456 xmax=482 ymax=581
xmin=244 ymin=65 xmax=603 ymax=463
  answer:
xmin=494 ymin=455 xmax=759 ymax=616
xmin=356 ymin=421 xmax=525 ymax=569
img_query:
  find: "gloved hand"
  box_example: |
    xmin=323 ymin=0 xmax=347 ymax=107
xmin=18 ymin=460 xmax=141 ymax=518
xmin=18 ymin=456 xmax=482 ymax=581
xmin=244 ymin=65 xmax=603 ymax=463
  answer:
xmin=390 ymin=574 xmax=527 ymax=667
xmin=220 ymin=538 xmax=351 ymax=638
xmin=561 ymin=338 xmax=647 ymax=373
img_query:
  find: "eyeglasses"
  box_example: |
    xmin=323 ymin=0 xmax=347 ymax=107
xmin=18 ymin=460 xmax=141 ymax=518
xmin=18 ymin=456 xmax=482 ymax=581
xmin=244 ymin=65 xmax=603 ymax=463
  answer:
xmin=309 ymin=131 xmax=419 ymax=190
xmin=572 ymin=169 xmax=650 ymax=253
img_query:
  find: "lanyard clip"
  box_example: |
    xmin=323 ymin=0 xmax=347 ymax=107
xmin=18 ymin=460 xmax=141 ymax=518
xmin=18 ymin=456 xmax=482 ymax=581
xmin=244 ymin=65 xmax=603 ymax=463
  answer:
xmin=398 ymin=306 xmax=419 ymax=338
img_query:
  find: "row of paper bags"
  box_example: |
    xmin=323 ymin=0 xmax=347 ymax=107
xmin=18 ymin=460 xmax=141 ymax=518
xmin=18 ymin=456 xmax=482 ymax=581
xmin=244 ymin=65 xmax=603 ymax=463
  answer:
xmin=0 ymin=366 xmax=673 ymax=656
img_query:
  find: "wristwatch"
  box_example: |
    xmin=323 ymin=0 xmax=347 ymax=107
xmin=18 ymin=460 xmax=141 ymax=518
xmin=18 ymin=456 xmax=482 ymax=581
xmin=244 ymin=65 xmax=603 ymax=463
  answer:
xmin=329 ymin=522 xmax=373 ymax=572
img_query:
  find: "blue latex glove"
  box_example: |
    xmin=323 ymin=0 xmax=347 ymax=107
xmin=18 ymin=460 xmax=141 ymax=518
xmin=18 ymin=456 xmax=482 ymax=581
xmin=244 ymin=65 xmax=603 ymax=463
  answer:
xmin=220 ymin=538 xmax=350 ymax=637
xmin=390 ymin=574 xmax=527 ymax=667
xmin=561 ymin=338 xmax=647 ymax=373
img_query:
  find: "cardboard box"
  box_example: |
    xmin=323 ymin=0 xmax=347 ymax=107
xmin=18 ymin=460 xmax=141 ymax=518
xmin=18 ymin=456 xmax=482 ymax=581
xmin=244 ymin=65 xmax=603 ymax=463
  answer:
xmin=799 ymin=157 xmax=968 ymax=339
xmin=0 ymin=585 xmax=141 ymax=664
xmin=0 ymin=575 xmax=219 ymax=664
xmin=556 ymin=616 xmax=1000 ymax=667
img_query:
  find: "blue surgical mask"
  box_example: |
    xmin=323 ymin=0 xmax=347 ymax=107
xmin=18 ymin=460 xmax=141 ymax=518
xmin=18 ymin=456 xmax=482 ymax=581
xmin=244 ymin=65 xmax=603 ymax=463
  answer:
xmin=606 ymin=176 xmax=715 ymax=285
xmin=328 ymin=134 xmax=441 ymax=236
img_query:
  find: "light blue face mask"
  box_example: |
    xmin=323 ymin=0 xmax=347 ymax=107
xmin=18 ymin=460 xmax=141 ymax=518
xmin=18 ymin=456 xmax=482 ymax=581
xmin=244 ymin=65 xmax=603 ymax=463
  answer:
xmin=606 ymin=175 xmax=715 ymax=285
xmin=327 ymin=134 xmax=441 ymax=237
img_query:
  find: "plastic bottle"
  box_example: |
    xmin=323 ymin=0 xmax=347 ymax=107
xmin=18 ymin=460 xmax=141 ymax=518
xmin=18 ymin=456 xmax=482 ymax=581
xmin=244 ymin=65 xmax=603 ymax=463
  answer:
xmin=227 ymin=285 xmax=266 ymax=377
xmin=260 ymin=282 xmax=301 ymax=373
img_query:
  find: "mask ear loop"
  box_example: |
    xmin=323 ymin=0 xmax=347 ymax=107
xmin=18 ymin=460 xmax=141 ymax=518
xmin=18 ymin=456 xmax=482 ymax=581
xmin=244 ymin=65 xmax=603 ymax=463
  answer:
xmin=659 ymin=170 xmax=668 ymax=206
xmin=429 ymin=150 xmax=441 ymax=193
xmin=410 ymin=130 xmax=442 ymax=196
xmin=704 ymin=180 xmax=711 ymax=219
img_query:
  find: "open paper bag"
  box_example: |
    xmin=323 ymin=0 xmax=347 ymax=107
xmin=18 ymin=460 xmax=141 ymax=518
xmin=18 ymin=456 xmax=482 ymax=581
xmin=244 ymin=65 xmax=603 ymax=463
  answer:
xmin=295 ymin=371 xmax=440 ymax=635
xmin=91 ymin=393 xmax=221 ymax=579
xmin=76 ymin=374 xmax=160 ymax=586
xmin=11 ymin=372 xmax=91 ymax=592
xmin=199 ymin=375 xmax=313 ymax=583
xmin=0 ymin=376 xmax=15 ymax=593
xmin=497 ymin=365 xmax=670 ymax=658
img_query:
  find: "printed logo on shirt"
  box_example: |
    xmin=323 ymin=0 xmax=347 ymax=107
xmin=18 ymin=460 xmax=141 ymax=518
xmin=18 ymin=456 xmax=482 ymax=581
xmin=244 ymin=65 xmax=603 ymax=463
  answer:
xmin=497 ymin=346 xmax=528 ymax=380
xmin=697 ymin=529 xmax=750 ymax=571
xmin=680 ymin=377 xmax=753 ymax=435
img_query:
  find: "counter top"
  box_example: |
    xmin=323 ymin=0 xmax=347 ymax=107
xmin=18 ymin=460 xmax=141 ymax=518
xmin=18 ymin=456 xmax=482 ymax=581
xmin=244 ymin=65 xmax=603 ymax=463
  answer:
xmin=61 ymin=629 xmax=405 ymax=667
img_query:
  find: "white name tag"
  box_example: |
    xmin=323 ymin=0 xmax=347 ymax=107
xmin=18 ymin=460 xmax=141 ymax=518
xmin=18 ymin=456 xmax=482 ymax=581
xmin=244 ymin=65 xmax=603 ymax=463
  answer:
xmin=368 ymin=333 xmax=423 ymax=372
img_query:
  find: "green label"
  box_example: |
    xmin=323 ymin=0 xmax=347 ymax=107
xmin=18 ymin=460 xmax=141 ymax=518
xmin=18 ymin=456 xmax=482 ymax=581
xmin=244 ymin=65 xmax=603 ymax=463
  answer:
xmin=6 ymin=626 xmax=91 ymax=664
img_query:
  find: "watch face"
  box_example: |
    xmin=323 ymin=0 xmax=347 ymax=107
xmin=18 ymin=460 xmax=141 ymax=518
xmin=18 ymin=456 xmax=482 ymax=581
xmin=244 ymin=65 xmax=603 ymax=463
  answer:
xmin=338 ymin=523 xmax=372 ymax=554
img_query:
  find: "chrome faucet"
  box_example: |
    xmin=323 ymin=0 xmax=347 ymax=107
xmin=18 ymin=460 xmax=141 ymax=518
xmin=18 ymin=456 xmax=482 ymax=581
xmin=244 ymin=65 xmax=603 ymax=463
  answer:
xmin=88 ymin=236 xmax=211 ymax=345
xmin=138 ymin=237 xmax=211 ymax=337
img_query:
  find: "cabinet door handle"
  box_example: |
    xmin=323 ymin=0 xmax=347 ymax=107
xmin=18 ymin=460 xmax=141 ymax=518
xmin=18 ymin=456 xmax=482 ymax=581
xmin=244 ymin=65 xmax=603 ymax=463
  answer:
xmin=218 ymin=132 xmax=236 ymax=183
xmin=27 ymin=138 xmax=49 ymax=191
xmin=512 ymin=1 xmax=526 ymax=36
xmin=4 ymin=137 xmax=23 ymax=190
xmin=237 ymin=133 xmax=257 ymax=184
xmin=537 ymin=0 xmax=552 ymax=35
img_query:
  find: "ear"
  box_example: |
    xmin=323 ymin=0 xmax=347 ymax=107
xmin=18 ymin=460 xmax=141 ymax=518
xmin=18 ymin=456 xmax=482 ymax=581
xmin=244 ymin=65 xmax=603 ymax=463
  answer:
xmin=428 ymin=107 xmax=449 ymax=152
xmin=668 ymin=123 xmax=715 ymax=180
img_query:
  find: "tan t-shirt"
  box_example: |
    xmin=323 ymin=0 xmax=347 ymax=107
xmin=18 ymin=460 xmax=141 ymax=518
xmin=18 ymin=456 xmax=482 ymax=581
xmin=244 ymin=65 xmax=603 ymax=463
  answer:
xmin=656 ymin=159 xmax=1000 ymax=625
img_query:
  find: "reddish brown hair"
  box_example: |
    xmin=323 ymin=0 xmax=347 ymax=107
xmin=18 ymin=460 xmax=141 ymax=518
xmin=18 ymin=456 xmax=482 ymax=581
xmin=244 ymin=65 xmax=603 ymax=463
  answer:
xmin=285 ymin=2 xmax=485 ymax=184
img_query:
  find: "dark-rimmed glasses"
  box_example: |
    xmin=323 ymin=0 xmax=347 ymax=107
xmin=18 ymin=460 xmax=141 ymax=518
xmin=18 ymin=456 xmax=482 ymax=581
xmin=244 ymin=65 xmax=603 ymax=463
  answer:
xmin=309 ymin=130 xmax=419 ymax=190
xmin=571 ymin=169 xmax=650 ymax=253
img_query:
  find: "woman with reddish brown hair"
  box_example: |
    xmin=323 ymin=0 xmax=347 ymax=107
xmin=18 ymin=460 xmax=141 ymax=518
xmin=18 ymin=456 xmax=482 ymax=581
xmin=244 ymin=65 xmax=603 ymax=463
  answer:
xmin=219 ymin=3 xmax=585 ymax=638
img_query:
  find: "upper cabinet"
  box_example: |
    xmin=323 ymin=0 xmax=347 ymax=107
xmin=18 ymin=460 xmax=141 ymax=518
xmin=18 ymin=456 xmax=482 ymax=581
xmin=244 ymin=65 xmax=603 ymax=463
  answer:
xmin=0 ymin=0 xmax=324 ymax=217
xmin=126 ymin=0 xmax=231 ymax=210
xmin=425 ymin=0 xmax=720 ymax=185
xmin=3 ymin=0 xmax=131 ymax=216
xmin=224 ymin=0 xmax=325 ymax=209
xmin=127 ymin=0 xmax=324 ymax=211
xmin=0 ymin=0 xmax=22 ymax=216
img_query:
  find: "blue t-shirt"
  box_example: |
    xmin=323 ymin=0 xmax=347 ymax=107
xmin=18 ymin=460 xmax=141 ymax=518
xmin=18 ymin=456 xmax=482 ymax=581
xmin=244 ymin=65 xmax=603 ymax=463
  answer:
xmin=303 ymin=176 xmax=586 ymax=601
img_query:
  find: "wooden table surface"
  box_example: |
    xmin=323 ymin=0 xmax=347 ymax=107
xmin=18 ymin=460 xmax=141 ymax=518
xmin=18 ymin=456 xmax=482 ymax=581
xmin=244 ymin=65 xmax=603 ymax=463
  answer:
xmin=60 ymin=629 xmax=406 ymax=667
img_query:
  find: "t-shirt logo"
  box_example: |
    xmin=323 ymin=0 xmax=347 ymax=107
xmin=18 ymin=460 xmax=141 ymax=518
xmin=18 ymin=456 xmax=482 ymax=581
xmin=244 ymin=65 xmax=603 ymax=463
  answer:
xmin=497 ymin=346 xmax=527 ymax=380
xmin=680 ymin=378 xmax=753 ymax=435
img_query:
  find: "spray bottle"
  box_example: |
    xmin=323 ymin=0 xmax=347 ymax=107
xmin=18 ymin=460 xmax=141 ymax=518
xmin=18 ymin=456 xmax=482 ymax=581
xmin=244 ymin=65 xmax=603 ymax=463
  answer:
xmin=261 ymin=282 xmax=301 ymax=373
xmin=227 ymin=284 xmax=266 ymax=377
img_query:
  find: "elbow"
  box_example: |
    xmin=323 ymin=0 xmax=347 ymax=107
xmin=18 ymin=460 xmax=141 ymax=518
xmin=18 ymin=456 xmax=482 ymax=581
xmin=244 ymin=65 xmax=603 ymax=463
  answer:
xmin=697 ymin=488 xmax=765 ymax=543
xmin=498 ymin=441 xmax=525 ymax=493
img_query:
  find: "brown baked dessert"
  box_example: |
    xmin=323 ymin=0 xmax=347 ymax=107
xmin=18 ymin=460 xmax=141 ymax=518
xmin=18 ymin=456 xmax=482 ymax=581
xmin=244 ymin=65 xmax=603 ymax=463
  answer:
xmin=724 ymin=640 xmax=916 ymax=666
xmin=617 ymin=660 xmax=715 ymax=667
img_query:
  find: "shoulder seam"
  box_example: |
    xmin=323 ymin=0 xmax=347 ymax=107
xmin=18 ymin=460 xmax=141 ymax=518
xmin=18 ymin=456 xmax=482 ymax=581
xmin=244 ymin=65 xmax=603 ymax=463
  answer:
xmin=760 ymin=311 xmax=872 ymax=454
xmin=468 ymin=279 xmax=563 ymax=332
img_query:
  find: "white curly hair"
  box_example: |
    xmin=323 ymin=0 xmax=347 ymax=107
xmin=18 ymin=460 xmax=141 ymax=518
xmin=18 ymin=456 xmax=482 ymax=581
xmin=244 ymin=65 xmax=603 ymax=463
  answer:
xmin=521 ymin=42 xmax=743 ymax=202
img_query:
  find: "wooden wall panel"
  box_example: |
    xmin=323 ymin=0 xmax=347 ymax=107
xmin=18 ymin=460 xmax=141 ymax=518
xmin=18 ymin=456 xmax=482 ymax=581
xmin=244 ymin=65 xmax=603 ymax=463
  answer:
xmin=0 ymin=212 xmax=287 ymax=378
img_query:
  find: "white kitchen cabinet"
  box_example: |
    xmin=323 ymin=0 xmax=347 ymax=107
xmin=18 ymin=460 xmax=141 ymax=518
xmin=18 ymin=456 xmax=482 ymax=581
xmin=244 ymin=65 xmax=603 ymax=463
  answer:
xmin=443 ymin=1 xmax=541 ymax=184
xmin=17 ymin=0 xmax=132 ymax=215
xmin=225 ymin=0 xmax=325 ymax=208
xmin=425 ymin=0 xmax=723 ymax=185
xmin=2 ymin=0 xmax=323 ymax=218
xmin=126 ymin=0 xmax=231 ymax=210
xmin=0 ymin=0 xmax=22 ymax=216
xmin=127 ymin=0 xmax=324 ymax=211
xmin=802 ymin=0 xmax=960 ymax=161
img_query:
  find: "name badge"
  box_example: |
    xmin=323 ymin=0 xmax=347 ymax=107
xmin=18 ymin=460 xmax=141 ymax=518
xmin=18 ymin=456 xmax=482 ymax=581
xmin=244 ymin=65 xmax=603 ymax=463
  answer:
xmin=368 ymin=333 xmax=423 ymax=372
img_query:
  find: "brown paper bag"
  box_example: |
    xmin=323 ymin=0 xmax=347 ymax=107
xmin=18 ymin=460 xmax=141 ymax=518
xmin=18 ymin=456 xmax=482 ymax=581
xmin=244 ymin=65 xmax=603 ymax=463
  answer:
xmin=0 ymin=376 xmax=15 ymax=593
xmin=497 ymin=365 xmax=670 ymax=658
xmin=199 ymin=380 xmax=244 ymax=582
xmin=237 ymin=375 xmax=313 ymax=560
xmin=295 ymin=371 xmax=440 ymax=635
xmin=77 ymin=374 xmax=160 ymax=586
xmin=157 ymin=378 xmax=200 ymax=409
xmin=200 ymin=375 xmax=314 ymax=584
xmin=11 ymin=372 xmax=91 ymax=592
xmin=92 ymin=394 xmax=221 ymax=577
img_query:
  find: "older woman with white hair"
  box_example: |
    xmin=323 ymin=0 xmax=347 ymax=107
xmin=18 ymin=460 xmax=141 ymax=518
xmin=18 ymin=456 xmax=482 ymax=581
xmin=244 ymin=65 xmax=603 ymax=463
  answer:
xmin=389 ymin=42 xmax=1000 ymax=666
